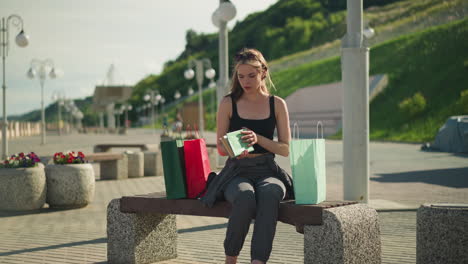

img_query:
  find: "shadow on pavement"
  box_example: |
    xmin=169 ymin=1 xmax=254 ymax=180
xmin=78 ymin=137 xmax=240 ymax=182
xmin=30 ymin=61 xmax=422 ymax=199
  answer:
xmin=178 ymin=223 xmax=228 ymax=234
xmin=0 ymin=238 xmax=106 ymax=257
xmin=0 ymin=206 xmax=87 ymax=218
xmin=373 ymin=167 xmax=468 ymax=188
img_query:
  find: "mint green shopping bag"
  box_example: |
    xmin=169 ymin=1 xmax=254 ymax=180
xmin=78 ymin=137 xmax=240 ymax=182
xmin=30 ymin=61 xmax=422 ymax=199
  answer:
xmin=289 ymin=122 xmax=326 ymax=204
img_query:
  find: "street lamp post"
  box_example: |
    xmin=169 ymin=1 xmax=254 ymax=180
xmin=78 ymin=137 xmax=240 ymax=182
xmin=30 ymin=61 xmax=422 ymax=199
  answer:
xmin=184 ymin=59 xmax=215 ymax=137
xmin=212 ymin=1 xmax=236 ymax=167
xmin=212 ymin=1 xmax=236 ymax=106
xmin=63 ymin=99 xmax=76 ymax=133
xmin=0 ymin=14 xmax=29 ymax=159
xmin=123 ymin=104 xmax=132 ymax=129
xmin=144 ymin=90 xmax=161 ymax=134
xmin=73 ymin=110 xmax=83 ymax=130
xmin=27 ymin=59 xmax=61 ymax=145
xmin=51 ymin=91 xmax=64 ymax=136
xmin=188 ymin=86 xmax=194 ymax=96
xmin=342 ymin=0 xmax=370 ymax=203
xmin=208 ymin=80 xmax=217 ymax=123
xmin=159 ymin=96 xmax=165 ymax=117
xmin=174 ymin=90 xmax=181 ymax=102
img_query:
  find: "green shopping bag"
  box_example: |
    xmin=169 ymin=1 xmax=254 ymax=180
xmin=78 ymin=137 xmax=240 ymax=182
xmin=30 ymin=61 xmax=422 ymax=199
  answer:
xmin=289 ymin=122 xmax=326 ymax=204
xmin=160 ymin=138 xmax=187 ymax=199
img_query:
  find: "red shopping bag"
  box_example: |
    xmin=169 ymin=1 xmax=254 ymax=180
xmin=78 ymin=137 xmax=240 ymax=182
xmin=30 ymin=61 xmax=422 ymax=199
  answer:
xmin=183 ymin=138 xmax=211 ymax=198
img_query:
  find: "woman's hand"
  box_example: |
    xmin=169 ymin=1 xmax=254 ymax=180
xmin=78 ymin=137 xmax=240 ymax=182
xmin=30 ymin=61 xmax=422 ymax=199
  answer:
xmin=236 ymin=149 xmax=250 ymax=159
xmin=241 ymin=128 xmax=257 ymax=147
xmin=236 ymin=128 xmax=256 ymax=159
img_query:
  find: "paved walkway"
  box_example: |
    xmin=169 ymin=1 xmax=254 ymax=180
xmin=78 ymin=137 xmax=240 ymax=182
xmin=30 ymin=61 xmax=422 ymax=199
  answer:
xmin=0 ymin=129 xmax=466 ymax=263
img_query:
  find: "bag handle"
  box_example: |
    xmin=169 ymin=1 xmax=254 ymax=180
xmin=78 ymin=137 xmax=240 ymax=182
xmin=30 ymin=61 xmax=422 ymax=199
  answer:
xmin=185 ymin=124 xmax=193 ymax=139
xmin=316 ymin=121 xmax=324 ymax=139
xmin=185 ymin=124 xmax=199 ymax=139
xmin=292 ymin=122 xmax=300 ymax=140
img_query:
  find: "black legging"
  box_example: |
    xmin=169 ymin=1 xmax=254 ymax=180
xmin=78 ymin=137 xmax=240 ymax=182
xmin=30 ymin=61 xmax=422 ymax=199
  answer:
xmin=223 ymin=161 xmax=286 ymax=262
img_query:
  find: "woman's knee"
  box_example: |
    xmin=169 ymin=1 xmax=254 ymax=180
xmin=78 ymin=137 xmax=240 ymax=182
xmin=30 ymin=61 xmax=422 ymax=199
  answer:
xmin=256 ymin=182 xmax=285 ymax=202
xmin=233 ymin=190 xmax=256 ymax=212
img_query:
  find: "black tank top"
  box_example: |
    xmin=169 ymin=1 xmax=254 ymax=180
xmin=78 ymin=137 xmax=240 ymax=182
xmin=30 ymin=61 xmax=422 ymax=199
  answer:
xmin=229 ymin=95 xmax=276 ymax=154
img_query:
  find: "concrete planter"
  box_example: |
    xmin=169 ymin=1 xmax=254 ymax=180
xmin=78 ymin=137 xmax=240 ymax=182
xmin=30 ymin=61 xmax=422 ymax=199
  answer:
xmin=45 ymin=163 xmax=95 ymax=209
xmin=0 ymin=163 xmax=46 ymax=211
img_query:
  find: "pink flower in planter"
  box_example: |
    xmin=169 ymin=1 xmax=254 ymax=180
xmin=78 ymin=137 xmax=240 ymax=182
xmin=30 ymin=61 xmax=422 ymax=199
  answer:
xmin=53 ymin=151 xmax=88 ymax=165
xmin=0 ymin=152 xmax=41 ymax=168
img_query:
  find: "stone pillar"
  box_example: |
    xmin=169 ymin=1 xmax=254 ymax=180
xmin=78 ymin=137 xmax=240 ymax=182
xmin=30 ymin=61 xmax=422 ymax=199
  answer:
xmin=417 ymin=204 xmax=468 ymax=264
xmin=100 ymin=155 xmax=128 ymax=180
xmin=107 ymin=199 xmax=177 ymax=264
xmin=127 ymin=151 xmax=144 ymax=178
xmin=304 ymin=204 xmax=381 ymax=264
xmin=14 ymin=121 xmax=20 ymax=138
xmin=143 ymin=151 xmax=158 ymax=176
xmin=106 ymin=103 xmax=116 ymax=130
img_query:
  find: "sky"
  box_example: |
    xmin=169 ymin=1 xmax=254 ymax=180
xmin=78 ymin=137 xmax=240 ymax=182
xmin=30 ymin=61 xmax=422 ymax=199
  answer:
xmin=1 ymin=0 xmax=278 ymax=116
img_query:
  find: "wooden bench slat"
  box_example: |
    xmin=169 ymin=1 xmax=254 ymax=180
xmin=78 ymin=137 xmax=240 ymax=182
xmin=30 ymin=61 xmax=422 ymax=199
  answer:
xmin=120 ymin=192 xmax=357 ymax=233
xmin=121 ymin=194 xmax=232 ymax=218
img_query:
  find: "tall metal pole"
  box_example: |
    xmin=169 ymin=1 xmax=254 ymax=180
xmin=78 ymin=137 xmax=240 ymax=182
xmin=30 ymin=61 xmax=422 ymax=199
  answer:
xmin=0 ymin=15 xmax=27 ymax=159
xmin=125 ymin=108 xmax=128 ymax=128
xmin=40 ymin=79 xmax=46 ymax=144
xmin=99 ymin=112 xmax=104 ymax=130
xmin=151 ymin=91 xmax=155 ymax=135
xmin=217 ymin=4 xmax=229 ymax=106
xmin=1 ymin=18 xmax=7 ymax=159
xmin=57 ymin=100 xmax=62 ymax=135
xmin=195 ymin=61 xmax=205 ymax=138
xmin=342 ymin=0 xmax=369 ymax=203
xmin=217 ymin=20 xmax=229 ymax=167
xmin=28 ymin=59 xmax=56 ymax=145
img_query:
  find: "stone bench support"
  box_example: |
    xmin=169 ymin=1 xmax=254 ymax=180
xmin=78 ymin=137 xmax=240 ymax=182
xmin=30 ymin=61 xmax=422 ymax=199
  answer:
xmin=143 ymin=151 xmax=163 ymax=177
xmin=417 ymin=204 xmax=468 ymax=264
xmin=304 ymin=204 xmax=381 ymax=264
xmin=107 ymin=199 xmax=177 ymax=264
xmin=87 ymin=153 xmax=128 ymax=180
xmin=127 ymin=152 xmax=144 ymax=178
xmin=101 ymin=156 xmax=128 ymax=180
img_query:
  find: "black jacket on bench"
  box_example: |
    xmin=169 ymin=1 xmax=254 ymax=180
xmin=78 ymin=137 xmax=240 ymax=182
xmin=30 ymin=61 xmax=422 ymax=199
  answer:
xmin=199 ymin=153 xmax=294 ymax=208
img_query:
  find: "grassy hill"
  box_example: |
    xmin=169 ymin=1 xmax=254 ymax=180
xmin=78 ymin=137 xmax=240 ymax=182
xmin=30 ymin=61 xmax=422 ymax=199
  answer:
xmin=270 ymin=0 xmax=468 ymax=72
xmin=272 ymin=18 xmax=468 ymax=142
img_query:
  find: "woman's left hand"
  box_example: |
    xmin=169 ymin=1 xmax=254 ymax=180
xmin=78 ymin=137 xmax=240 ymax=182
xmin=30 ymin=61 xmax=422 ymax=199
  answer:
xmin=241 ymin=128 xmax=257 ymax=147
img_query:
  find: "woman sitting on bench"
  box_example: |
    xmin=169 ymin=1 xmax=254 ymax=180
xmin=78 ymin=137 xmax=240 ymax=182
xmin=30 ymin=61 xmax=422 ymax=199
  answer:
xmin=216 ymin=48 xmax=293 ymax=264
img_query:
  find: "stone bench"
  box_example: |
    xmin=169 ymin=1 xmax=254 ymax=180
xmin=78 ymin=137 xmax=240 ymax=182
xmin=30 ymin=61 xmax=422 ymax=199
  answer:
xmin=93 ymin=143 xmax=157 ymax=153
xmin=86 ymin=153 xmax=128 ymax=180
xmin=107 ymin=192 xmax=381 ymax=264
xmin=417 ymin=203 xmax=468 ymax=263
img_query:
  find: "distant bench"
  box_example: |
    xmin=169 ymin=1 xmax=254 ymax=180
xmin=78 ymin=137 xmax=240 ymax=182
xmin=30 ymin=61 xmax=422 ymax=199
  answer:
xmin=107 ymin=192 xmax=381 ymax=264
xmin=93 ymin=143 xmax=158 ymax=153
xmin=86 ymin=153 xmax=128 ymax=180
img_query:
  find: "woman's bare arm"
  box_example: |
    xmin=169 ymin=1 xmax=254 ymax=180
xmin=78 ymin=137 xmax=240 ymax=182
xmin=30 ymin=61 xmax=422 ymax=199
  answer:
xmin=216 ymin=96 xmax=232 ymax=156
